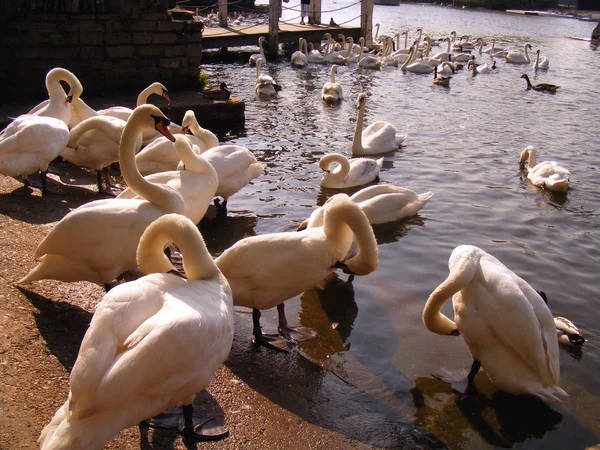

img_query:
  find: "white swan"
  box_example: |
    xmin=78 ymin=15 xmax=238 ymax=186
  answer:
xmin=198 ymin=144 xmax=266 ymax=215
xmin=352 ymin=93 xmax=407 ymax=156
xmin=18 ymin=105 xmax=185 ymax=287
xmin=291 ymin=37 xmax=308 ymax=67
xmin=533 ymin=49 xmax=550 ymax=70
xmin=422 ymin=245 xmax=567 ymax=401
xmin=306 ymin=41 xmax=326 ymax=64
xmin=255 ymin=58 xmax=281 ymax=98
xmin=62 ymin=115 xmax=142 ymax=194
xmin=118 ymin=135 xmax=218 ymax=225
xmin=300 ymin=184 xmax=434 ymax=229
xmin=505 ymin=43 xmax=532 ymax=64
xmin=38 ymin=213 xmax=234 ymax=449
xmin=323 ymin=34 xmax=348 ymax=65
xmin=401 ymin=46 xmax=435 ymax=74
xmin=519 ymin=145 xmax=569 ymax=192
xmin=319 ymin=153 xmax=383 ymax=189
xmin=357 ymin=41 xmax=382 ymax=69
xmin=482 ymin=38 xmax=505 ymax=55
xmin=180 ymin=110 xmax=219 ymax=150
xmin=249 ymin=36 xmax=267 ymax=66
xmin=535 ymin=291 xmax=585 ymax=347
xmin=321 ymin=65 xmax=343 ymax=103
xmin=215 ymin=193 xmax=377 ymax=351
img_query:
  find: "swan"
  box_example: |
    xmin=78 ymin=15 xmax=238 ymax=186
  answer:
xmin=18 ymin=105 xmax=185 ymax=288
xmin=505 ymin=43 xmax=532 ymax=64
xmin=291 ymin=37 xmax=308 ymax=67
xmin=519 ymin=145 xmax=569 ymax=192
xmin=401 ymin=46 xmax=435 ymax=74
xmin=482 ymin=38 xmax=505 ymax=55
xmin=535 ymin=291 xmax=585 ymax=347
xmin=422 ymin=245 xmax=567 ymax=401
xmin=437 ymin=61 xmax=456 ymax=76
xmin=299 ymin=184 xmax=434 ymax=230
xmin=134 ymin=110 xmax=217 ymax=176
xmin=319 ymin=153 xmax=383 ymax=189
xmin=117 ymin=135 xmax=218 ymax=225
xmin=249 ymin=36 xmax=267 ymax=66
xmin=357 ymin=41 xmax=382 ymax=69
xmin=321 ymin=65 xmax=343 ymax=103
xmin=38 ymin=213 xmax=234 ymax=449
xmin=533 ymin=49 xmax=549 ymax=70
xmin=255 ymin=58 xmax=282 ymax=98
xmin=467 ymin=56 xmax=495 ymax=75
xmin=188 ymin=144 xmax=265 ymax=216
xmin=352 ymin=93 xmax=407 ymax=156
xmin=0 ymin=68 xmax=83 ymax=192
xmin=306 ymin=41 xmax=326 ymax=64
xmin=520 ymin=74 xmax=560 ymax=93
xmin=62 ymin=115 xmax=142 ymax=194
xmin=322 ymin=34 xmax=348 ymax=65
xmin=214 ymin=193 xmax=377 ymax=351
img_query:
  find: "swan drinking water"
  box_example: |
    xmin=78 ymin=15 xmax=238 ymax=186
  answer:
xmin=422 ymin=245 xmax=567 ymax=401
xmin=38 ymin=213 xmax=234 ymax=449
xmin=214 ymin=193 xmax=378 ymax=351
xmin=519 ymin=145 xmax=569 ymax=192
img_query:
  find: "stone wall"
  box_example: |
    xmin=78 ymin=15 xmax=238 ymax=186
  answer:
xmin=1 ymin=10 xmax=204 ymax=101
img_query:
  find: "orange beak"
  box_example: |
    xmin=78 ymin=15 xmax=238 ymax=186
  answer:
xmin=156 ymin=121 xmax=176 ymax=142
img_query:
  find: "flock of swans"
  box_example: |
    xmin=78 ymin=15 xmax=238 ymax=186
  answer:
xmin=0 ymin=32 xmax=583 ymax=447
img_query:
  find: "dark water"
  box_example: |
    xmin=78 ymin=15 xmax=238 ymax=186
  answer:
xmin=200 ymin=4 xmax=600 ymax=448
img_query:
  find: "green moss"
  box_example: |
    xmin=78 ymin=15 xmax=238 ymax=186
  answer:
xmin=198 ymin=68 xmax=209 ymax=90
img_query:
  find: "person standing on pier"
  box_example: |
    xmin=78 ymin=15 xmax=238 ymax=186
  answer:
xmin=300 ymin=0 xmax=311 ymax=24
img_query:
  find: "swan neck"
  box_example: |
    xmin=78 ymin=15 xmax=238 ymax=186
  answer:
xmin=137 ymin=84 xmax=156 ymax=106
xmin=329 ymin=66 xmax=336 ymax=83
xmin=68 ymin=117 xmax=120 ymax=147
xmin=176 ymin=137 xmax=216 ymax=176
xmin=352 ymin=101 xmax=365 ymax=153
xmin=71 ymin=98 xmax=98 ymax=122
xmin=322 ymin=154 xmax=350 ymax=181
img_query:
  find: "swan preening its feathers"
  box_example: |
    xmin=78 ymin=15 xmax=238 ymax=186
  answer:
xmin=39 ymin=213 xmax=234 ymax=449
xmin=352 ymin=93 xmax=407 ymax=156
xmin=520 ymin=145 xmax=569 ymax=192
xmin=215 ymin=193 xmax=378 ymax=351
xmin=423 ymin=245 xmax=567 ymax=401
xmin=535 ymin=290 xmax=585 ymax=347
xmin=319 ymin=153 xmax=383 ymax=189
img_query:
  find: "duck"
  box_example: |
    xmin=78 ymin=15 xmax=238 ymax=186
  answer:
xmin=321 ymin=65 xmax=343 ymax=103
xmin=319 ymin=153 xmax=383 ymax=189
xmin=299 ymin=184 xmax=434 ymax=230
xmin=533 ymin=49 xmax=549 ymax=70
xmin=433 ymin=65 xmax=451 ymax=86
xmin=519 ymin=145 xmax=569 ymax=192
xmin=62 ymin=115 xmax=142 ymax=195
xmin=535 ymin=291 xmax=585 ymax=347
xmin=214 ymin=193 xmax=377 ymax=351
xmin=249 ymin=36 xmax=267 ymax=66
xmin=192 ymin=144 xmax=266 ymax=216
xmin=200 ymin=82 xmax=231 ymax=100
xmin=422 ymin=245 xmax=567 ymax=401
xmin=505 ymin=43 xmax=532 ymax=64
xmin=38 ymin=213 xmax=234 ymax=449
xmin=255 ymin=58 xmax=282 ymax=98
xmin=18 ymin=105 xmax=185 ymax=288
xmin=117 ymin=135 xmax=218 ymax=225
xmin=351 ymin=93 xmax=407 ymax=156
xmin=291 ymin=37 xmax=308 ymax=67
xmin=520 ymin=74 xmax=559 ymax=92
xmin=0 ymin=68 xmax=82 ymax=192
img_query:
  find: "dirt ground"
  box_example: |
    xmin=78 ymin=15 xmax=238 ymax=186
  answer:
xmin=0 ymin=167 xmax=381 ymax=450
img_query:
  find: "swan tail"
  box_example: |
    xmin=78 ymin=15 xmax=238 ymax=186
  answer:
xmin=545 ymin=179 xmax=569 ymax=192
xmin=402 ymin=192 xmax=434 ymax=217
xmin=376 ymin=157 xmax=384 ymax=168
xmin=417 ymin=191 xmax=434 ymax=205
xmin=394 ymin=133 xmax=408 ymax=147
xmin=249 ymin=162 xmax=266 ymax=179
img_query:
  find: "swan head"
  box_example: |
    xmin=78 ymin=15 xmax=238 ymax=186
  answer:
xmin=319 ymin=153 xmax=345 ymax=173
xmin=149 ymin=82 xmax=171 ymax=103
xmin=131 ymin=104 xmax=175 ymax=142
xmin=180 ymin=110 xmax=198 ymax=136
xmin=356 ymin=92 xmax=367 ymax=110
xmin=525 ymin=43 xmax=532 ymax=50
xmin=519 ymin=145 xmax=535 ymax=163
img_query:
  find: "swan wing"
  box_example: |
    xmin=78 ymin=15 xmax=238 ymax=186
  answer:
xmin=359 ymin=190 xmax=433 ymax=224
xmin=362 ymin=122 xmax=401 ymax=153
xmin=346 ymin=158 xmax=381 ymax=186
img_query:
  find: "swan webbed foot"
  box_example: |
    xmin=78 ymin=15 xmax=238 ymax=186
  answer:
xmin=97 ymin=168 xmax=123 ymax=196
xmin=276 ymin=302 xmax=317 ymax=343
xmin=214 ymin=198 xmax=228 ymax=217
xmin=144 ymin=406 xmax=229 ymax=441
xmin=432 ymin=359 xmax=481 ymax=399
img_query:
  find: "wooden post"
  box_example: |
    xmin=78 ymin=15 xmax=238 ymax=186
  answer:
xmin=311 ymin=0 xmax=322 ymax=24
xmin=219 ymin=0 xmax=228 ymax=28
xmin=268 ymin=0 xmax=280 ymax=58
xmin=361 ymin=0 xmax=373 ymax=47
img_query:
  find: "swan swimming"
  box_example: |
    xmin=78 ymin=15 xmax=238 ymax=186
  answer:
xmin=319 ymin=153 xmax=383 ymax=188
xmin=321 ymin=65 xmax=343 ymax=103
xmin=505 ymin=43 xmax=532 ymax=64
xmin=422 ymin=245 xmax=567 ymax=401
xmin=255 ymin=58 xmax=282 ymax=98
xmin=38 ymin=213 xmax=234 ymax=449
xmin=249 ymin=36 xmax=267 ymax=66
xmin=215 ymin=193 xmax=378 ymax=351
xmin=519 ymin=145 xmax=569 ymax=192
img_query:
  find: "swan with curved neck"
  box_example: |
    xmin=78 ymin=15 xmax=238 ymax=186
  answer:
xmin=319 ymin=153 xmax=383 ymax=188
xmin=519 ymin=145 xmax=569 ymax=192
xmin=249 ymin=36 xmax=267 ymax=66
xmin=118 ymin=135 xmax=218 ymax=224
xmin=352 ymin=93 xmax=407 ymax=155
xmin=38 ymin=213 xmax=234 ymax=449
xmin=536 ymin=290 xmax=585 ymax=347
xmin=422 ymin=245 xmax=567 ymax=401
xmin=215 ymin=193 xmax=377 ymax=351
xmin=18 ymin=105 xmax=186 ymax=286
xmin=321 ymin=64 xmax=343 ymax=103
xmin=505 ymin=43 xmax=532 ymax=64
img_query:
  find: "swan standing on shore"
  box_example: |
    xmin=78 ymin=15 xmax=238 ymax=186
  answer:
xmin=519 ymin=145 xmax=569 ymax=192
xmin=38 ymin=213 xmax=234 ymax=449
xmin=319 ymin=153 xmax=383 ymax=189
xmin=18 ymin=105 xmax=185 ymax=288
xmin=422 ymin=245 xmax=567 ymax=401
xmin=215 ymin=193 xmax=378 ymax=351
xmin=321 ymin=65 xmax=343 ymax=103
xmin=352 ymin=93 xmax=407 ymax=156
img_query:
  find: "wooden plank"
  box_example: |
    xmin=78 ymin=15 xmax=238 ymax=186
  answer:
xmin=201 ymin=23 xmax=361 ymax=49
